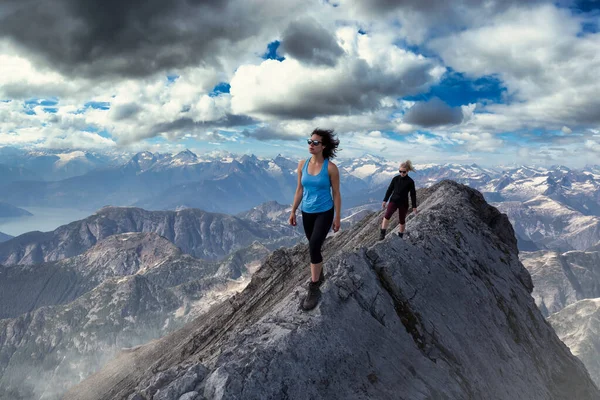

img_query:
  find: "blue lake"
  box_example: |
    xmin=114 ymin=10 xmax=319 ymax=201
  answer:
xmin=0 ymin=206 xmax=95 ymax=236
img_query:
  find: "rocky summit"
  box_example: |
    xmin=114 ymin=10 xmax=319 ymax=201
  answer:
xmin=64 ymin=181 xmax=599 ymax=400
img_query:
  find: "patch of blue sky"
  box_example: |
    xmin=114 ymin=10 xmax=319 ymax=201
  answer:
xmin=145 ymin=136 xmax=168 ymax=145
xmin=262 ymin=40 xmax=285 ymax=61
xmin=209 ymin=82 xmax=231 ymax=97
xmin=167 ymin=74 xmax=180 ymax=83
xmin=24 ymin=97 xmax=58 ymax=106
xmin=403 ymin=69 xmax=508 ymax=107
xmin=84 ymin=101 xmax=110 ymax=110
xmin=569 ymin=0 xmax=600 ymax=13
xmin=82 ymin=125 xmax=99 ymax=133
xmin=578 ymin=21 xmax=599 ymax=36
xmin=97 ymin=129 xmax=112 ymax=139
xmin=22 ymin=97 xmax=59 ymax=115
xmin=358 ymin=28 xmax=367 ymax=35
xmin=393 ymin=38 xmax=435 ymax=59
xmin=497 ymin=132 xmax=524 ymax=144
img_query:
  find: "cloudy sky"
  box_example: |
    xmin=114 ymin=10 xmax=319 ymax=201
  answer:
xmin=1 ymin=0 xmax=599 ymax=166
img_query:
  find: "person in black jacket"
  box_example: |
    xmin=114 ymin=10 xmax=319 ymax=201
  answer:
xmin=379 ymin=160 xmax=418 ymax=240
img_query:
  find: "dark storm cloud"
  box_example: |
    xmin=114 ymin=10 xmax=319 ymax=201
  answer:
xmin=403 ymin=97 xmax=464 ymax=127
xmin=111 ymin=103 xmax=142 ymax=121
xmin=0 ymin=0 xmax=260 ymax=78
xmin=279 ymin=18 xmax=345 ymax=67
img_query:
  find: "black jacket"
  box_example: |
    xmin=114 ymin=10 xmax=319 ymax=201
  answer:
xmin=383 ymin=175 xmax=417 ymax=208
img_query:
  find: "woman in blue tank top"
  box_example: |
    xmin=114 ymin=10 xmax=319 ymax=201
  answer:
xmin=289 ymin=129 xmax=341 ymax=311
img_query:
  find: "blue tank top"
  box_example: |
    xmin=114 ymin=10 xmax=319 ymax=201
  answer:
xmin=301 ymin=158 xmax=333 ymax=213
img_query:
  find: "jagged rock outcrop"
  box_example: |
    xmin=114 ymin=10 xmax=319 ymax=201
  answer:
xmin=0 ymin=233 xmax=269 ymax=400
xmin=0 ymin=206 xmax=300 ymax=265
xmin=520 ymin=250 xmax=600 ymax=316
xmin=64 ymin=181 xmax=599 ymax=400
xmin=548 ymin=299 xmax=600 ymax=387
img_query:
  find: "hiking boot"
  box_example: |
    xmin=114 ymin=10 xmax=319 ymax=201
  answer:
xmin=302 ymin=281 xmax=321 ymax=311
xmin=398 ymin=232 xmax=404 ymax=238
xmin=379 ymin=229 xmax=386 ymax=241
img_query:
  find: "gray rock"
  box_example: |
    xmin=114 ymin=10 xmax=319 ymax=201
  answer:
xmin=63 ymin=181 xmax=599 ymax=400
xmin=0 ymin=234 xmax=267 ymax=400
xmin=153 ymin=366 xmax=203 ymax=400
xmin=549 ymin=299 xmax=600 ymax=387
xmin=521 ymin=249 xmax=600 ymax=316
xmin=178 ymin=392 xmax=199 ymax=400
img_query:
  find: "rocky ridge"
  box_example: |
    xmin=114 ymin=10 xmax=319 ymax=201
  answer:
xmin=0 ymin=206 xmax=301 ymax=265
xmin=64 ymin=181 xmax=599 ymax=400
xmin=0 ymin=233 xmax=269 ymax=400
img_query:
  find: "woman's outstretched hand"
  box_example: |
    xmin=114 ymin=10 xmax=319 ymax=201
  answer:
xmin=333 ymin=215 xmax=341 ymax=232
xmin=289 ymin=212 xmax=297 ymax=226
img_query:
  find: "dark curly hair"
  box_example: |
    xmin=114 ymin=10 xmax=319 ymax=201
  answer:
xmin=311 ymin=128 xmax=340 ymax=159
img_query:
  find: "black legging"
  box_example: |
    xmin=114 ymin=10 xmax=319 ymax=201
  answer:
xmin=302 ymin=208 xmax=334 ymax=264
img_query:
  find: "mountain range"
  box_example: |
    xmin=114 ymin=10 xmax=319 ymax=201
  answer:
xmin=0 ymin=233 xmax=269 ymax=400
xmin=0 ymin=205 xmax=303 ymax=265
xmin=2 ymin=148 xmax=599 ymax=253
xmin=62 ymin=180 xmax=599 ymax=400
xmin=0 ymin=147 xmax=128 ymax=182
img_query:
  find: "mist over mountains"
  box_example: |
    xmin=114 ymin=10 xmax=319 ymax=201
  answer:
xmin=2 ymin=147 xmax=599 ymax=253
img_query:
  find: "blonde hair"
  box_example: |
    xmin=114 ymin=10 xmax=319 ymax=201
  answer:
xmin=400 ymin=160 xmax=415 ymax=172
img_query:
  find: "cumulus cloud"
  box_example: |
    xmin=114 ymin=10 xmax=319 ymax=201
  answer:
xmin=585 ymin=139 xmax=600 ymax=153
xmin=336 ymin=0 xmax=546 ymax=44
xmin=403 ymin=97 xmax=464 ymax=127
xmin=450 ymin=131 xmax=504 ymax=152
xmin=230 ymin=29 xmax=444 ymax=120
xmin=429 ymin=4 xmax=600 ymax=131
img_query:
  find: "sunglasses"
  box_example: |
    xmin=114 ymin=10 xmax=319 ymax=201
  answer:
xmin=307 ymin=139 xmax=322 ymax=146
xmin=399 ymin=170 xmax=407 ymax=174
